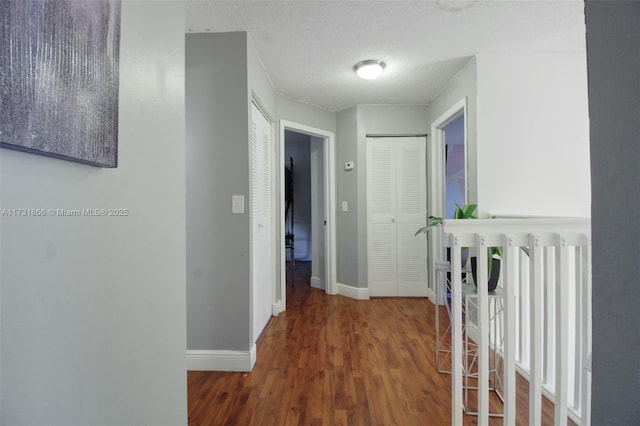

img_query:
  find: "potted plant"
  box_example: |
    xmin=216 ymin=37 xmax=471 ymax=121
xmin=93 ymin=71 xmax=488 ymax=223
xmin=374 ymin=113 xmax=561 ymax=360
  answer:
xmin=415 ymin=203 xmax=502 ymax=291
xmin=415 ymin=202 xmax=478 ymax=267
xmin=414 ymin=202 xmax=478 ymax=235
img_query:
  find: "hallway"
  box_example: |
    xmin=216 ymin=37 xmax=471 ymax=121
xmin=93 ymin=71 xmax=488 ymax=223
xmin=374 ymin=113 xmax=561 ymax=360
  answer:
xmin=188 ymin=262 xmax=558 ymax=425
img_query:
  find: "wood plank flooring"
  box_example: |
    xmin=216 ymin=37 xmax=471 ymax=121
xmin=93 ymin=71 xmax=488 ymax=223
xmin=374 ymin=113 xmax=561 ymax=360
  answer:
xmin=188 ymin=262 xmax=566 ymax=425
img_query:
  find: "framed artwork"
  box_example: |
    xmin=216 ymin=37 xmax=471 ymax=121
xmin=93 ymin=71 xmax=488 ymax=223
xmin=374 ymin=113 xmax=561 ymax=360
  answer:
xmin=0 ymin=0 xmax=122 ymax=167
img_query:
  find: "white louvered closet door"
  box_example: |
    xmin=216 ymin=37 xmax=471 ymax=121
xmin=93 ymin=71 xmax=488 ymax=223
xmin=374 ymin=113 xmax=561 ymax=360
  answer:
xmin=250 ymin=102 xmax=273 ymax=342
xmin=367 ymin=137 xmax=427 ymax=297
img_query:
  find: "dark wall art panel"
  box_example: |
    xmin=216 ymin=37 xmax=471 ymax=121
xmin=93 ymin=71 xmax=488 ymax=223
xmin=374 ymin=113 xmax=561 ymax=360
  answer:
xmin=0 ymin=0 xmax=121 ymax=167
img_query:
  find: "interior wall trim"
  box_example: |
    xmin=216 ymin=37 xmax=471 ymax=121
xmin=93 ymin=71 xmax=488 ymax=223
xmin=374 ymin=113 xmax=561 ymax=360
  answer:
xmin=186 ymin=345 xmax=257 ymax=372
xmin=365 ymin=133 xmax=428 ymax=138
xmin=310 ymin=276 xmax=325 ymax=290
xmin=272 ymin=300 xmax=284 ymax=316
xmin=336 ymin=282 xmax=370 ymax=300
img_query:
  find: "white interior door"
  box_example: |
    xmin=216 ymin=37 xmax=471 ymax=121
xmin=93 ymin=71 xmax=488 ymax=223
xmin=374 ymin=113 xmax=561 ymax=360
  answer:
xmin=396 ymin=140 xmax=427 ymax=296
xmin=367 ymin=137 xmax=427 ymax=297
xmin=251 ymin=102 xmax=273 ymax=341
xmin=367 ymin=140 xmax=398 ymax=297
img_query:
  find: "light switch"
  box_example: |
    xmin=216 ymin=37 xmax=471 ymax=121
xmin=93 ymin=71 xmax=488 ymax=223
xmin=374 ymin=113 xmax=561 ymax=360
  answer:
xmin=232 ymin=195 xmax=245 ymax=214
xmin=342 ymin=201 xmax=348 ymax=212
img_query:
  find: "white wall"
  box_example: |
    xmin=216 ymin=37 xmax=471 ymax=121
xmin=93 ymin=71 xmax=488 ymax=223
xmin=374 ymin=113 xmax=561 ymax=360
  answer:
xmin=475 ymin=53 xmax=591 ymax=217
xmin=0 ymin=1 xmax=187 ymax=423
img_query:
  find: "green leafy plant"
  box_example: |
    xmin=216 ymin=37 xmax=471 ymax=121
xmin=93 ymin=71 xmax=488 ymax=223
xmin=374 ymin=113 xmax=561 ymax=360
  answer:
xmin=415 ymin=203 xmax=502 ymax=272
xmin=414 ymin=202 xmax=477 ymax=236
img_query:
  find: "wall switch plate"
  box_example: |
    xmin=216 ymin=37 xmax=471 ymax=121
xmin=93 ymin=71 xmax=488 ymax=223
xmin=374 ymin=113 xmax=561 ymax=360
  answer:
xmin=342 ymin=201 xmax=348 ymax=212
xmin=232 ymin=195 xmax=245 ymax=214
xmin=344 ymin=161 xmax=354 ymax=170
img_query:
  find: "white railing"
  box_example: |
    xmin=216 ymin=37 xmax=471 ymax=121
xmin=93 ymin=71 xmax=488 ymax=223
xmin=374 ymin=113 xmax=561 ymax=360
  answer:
xmin=441 ymin=218 xmax=591 ymax=425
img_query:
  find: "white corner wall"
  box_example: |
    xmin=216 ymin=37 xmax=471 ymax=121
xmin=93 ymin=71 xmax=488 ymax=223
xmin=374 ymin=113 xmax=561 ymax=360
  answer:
xmin=0 ymin=1 xmax=187 ymax=424
xmin=475 ymin=53 xmax=591 ymax=217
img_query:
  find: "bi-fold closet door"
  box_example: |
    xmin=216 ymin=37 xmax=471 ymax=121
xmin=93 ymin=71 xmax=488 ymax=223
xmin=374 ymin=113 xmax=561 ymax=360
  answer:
xmin=250 ymin=102 xmax=273 ymax=341
xmin=367 ymin=137 xmax=427 ymax=297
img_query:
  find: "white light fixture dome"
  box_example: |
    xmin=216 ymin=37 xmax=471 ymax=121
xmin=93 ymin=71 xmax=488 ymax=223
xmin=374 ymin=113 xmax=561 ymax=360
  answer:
xmin=354 ymin=60 xmax=386 ymax=80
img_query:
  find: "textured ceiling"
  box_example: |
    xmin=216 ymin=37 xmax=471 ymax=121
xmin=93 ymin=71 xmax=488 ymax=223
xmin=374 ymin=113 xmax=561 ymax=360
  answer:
xmin=186 ymin=1 xmax=586 ymax=112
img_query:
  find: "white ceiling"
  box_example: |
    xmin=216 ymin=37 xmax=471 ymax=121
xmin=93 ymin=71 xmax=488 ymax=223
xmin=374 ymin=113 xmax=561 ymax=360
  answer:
xmin=186 ymin=1 xmax=586 ymax=112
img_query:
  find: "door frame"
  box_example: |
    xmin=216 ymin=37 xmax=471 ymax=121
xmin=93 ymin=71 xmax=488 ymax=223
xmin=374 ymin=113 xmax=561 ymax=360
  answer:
xmin=428 ymin=97 xmax=467 ymax=302
xmin=276 ymin=120 xmax=337 ymax=314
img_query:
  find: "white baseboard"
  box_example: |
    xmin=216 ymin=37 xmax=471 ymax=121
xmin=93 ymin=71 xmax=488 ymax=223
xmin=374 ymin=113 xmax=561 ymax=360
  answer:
xmin=310 ymin=276 xmax=325 ymax=290
xmin=187 ymin=344 xmax=256 ymax=372
xmin=337 ymin=282 xmax=370 ymax=300
xmin=427 ymin=287 xmax=436 ymax=304
xmin=272 ymin=300 xmax=284 ymax=316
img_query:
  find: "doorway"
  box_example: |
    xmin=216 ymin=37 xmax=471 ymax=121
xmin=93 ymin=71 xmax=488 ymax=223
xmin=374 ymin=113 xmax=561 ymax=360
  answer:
xmin=277 ymin=121 xmax=336 ymax=314
xmin=443 ymin=115 xmax=466 ymax=219
xmin=283 ymin=130 xmax=325 ymax=290
xmin=427 ymin=97 xmax=468 ymax=302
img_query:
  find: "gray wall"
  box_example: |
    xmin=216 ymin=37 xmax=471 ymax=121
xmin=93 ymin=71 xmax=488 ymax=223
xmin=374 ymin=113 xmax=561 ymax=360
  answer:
xmin=335 ymin=105 xmax=429 ymax=288
xmin=356 ymin=105 xmax=430 ymax=288
xmin=0 ymin=1 xmax=187 ymax=423
xmin=585 ymin=2 xmax=640 ymax=424
xmin=186 ymin=32 xmax=275 ymax=351
xmin=423 ymin=58 xmax=477 ymax=294
xmin=276 ymin=95 xmax=336 ymax=134
xmin=186 ymin=32 xmax=250 ymax=351
xmin=335 ymin=107 xmax=359 ymax=286
xmin=424 ymin=57 xmax=478 ymax=205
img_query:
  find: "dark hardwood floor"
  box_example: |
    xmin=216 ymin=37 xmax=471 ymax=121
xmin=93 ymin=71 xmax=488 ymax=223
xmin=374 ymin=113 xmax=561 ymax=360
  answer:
xmin=188 ymin=261 xmax=566 ymax=425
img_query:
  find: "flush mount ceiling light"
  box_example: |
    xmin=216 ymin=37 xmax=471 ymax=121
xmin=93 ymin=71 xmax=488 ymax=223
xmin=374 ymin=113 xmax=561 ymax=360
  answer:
xmin=353 ymin=60 xmax=386 ymax=80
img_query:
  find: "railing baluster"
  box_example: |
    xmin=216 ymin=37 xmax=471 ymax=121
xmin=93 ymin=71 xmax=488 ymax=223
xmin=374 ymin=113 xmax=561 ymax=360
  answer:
xmin=451 ymin=236 xmax=464 ymax=425
xmin=580 ymin=237 xmax=592 ymax=425
xmin=476 ymin=234 xmax=489 ymax=424
xmin=502 ymin=235 xmax=517 ymax=425
xmin=544 ymin=246 xmax=554 ymax=386
xmin=529 ymin=234 xmax=543 ymax=426
xmin=555 ymin=235 xmax=570 ymax=425
xmin=573 ymin=246 xmax=582 ymax=410
xmin=441 ymin=219 xmax=591 ymax=426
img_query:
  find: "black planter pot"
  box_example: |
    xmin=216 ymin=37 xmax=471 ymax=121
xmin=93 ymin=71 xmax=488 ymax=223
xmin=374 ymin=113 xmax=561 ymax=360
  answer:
xmin=445 ymin=248 xmax=470 ymax=285
xmin=446 ymin=247 xmax=469 ymax=268
xmin=470 ymin=257 xmax=501 ymax=292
